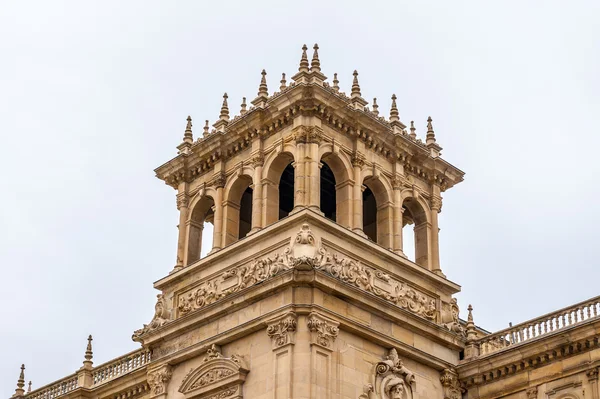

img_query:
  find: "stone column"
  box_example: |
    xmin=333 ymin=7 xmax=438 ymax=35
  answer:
xmin=351 ymin=154 xmax=365 ymax=234
xmin=430 ymin=197 xmax=443 ymax=276
xmin=587 ymin=368 xmax=599 ymax=399
xmin=211 ymin=174 xmax=225 ymax=253
xmin=306 ymin=141 xmax=321 ymax=212
xmin=174 ymin=192 xmax=189 ymax=271
xmin=392 ymin=183 xmax=405 ymax=257
xmin=250 ymin=154 xmax=264 ymax=234
xmin=293 ymin=154 xmax=305 ymax=212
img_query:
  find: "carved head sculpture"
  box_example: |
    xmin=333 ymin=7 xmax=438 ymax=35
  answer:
xmin=385 ymin=377 xmax=406 ymax=399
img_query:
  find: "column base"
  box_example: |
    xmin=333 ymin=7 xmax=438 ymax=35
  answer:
xmin=353 ymin=228 xmax=368 ymax=238
xmin=169 ymin=265 xmax=183 ymax=274
xmin=395 ymin=250 xmax=407 ymax=258
xmin=248 ymin=227 xmax=262 ymax=236
xmin=208 ymin=247 xmax=221 ymax=255
xmin=432 ymin=269 xmax=446 ymax=278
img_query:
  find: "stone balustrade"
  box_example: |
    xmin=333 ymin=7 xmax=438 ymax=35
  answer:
xmin=24 ymin=348 xmax=151 ymax=399
xmin=25 ymin=374 xmax=78 ymax=399
xmin=91 ymin=348 xmax=151 ymax=386
xmin=478 ymin=295 xmax=600 ymax=356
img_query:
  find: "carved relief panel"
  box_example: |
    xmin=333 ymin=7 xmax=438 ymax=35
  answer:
xmin=178 ymin=345 xmax=248 ymax=399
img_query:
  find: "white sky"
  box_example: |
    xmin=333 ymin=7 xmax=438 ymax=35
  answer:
xmin=1 ymin=0 xmax=599 ymax=393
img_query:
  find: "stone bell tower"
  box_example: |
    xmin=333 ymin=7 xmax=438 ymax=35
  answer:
xmin=136 ymin=44 xmax=466 ymax=399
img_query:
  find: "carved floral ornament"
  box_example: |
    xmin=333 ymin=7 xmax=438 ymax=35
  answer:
xmin=147 ymin=364 xmax=173 ymax=397
xmin=440 ymin=368 xmax=464 ymax=399
xmin=266 ymin=312 xmax=297 ymax=349
xmin=307 ymin=312 xmax=339 ymax=348
xmin=179 ymin=345 xmax=248 ymax=399
xmin=132 ymin=294 xmax=170 ymax=342
xmin=359 ymin=349 xmax=416 ymax=399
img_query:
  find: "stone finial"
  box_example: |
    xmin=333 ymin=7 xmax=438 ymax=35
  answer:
xmin=466 ymin=304 xmax=477 ymax=342
xmin=14 ymin=364 xmax=25 ymax=397
xmin=298 ymin=44 xmax=309 ymax=72
xmin=257 ymin=69 xmax=269 ymax=98
xmin=280 ymin=73 xmax=287 ymax=91
xmin=332 ymin=73 xmax=339 ymax=92
xmin=409 ymin=120 xmax=417 ymax=139
xmin=372 ymin=98 xmax=379 ymax=116
xmin=83 ymin=335 xmax=93 ymax=368
xmin=390 ymin=94 xmax=400 ymax=122
xmin=311 ymin=43 xmax=321 ymax=72
xmin=426 ymin=116 xmax=436 ymax=144
xmin=183 ymin=115 xmax=193 ymax=143
xmin=240 ymin=97 xmax=247 ymax=115
xmin=219 ymin=93 xmax=230 ymax=121
xmin=351 ymin=70 xmax=362 ymax=98
xmin=203 ymin=120 xmax=210 ymax=137
xmin=27 ymin=382 xmax=31 ymax=393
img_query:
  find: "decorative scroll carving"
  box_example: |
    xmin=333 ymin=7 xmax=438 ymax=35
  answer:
xmin=526 ymin=387 xmax=538 ymax=399
xmin=315 ymin=251 xmax=437 ymax=321
xmin=132 ymin=294 xmax=171 ymax=342
xmin=430 ymin=196 xmax=442 ymax=212
xmin=440 ymin=368 xmax=463 ymax=399
xmin=293 ymin=125 xmax=322 ymax=144
xmin=147 ymin=365 xmax=173 ymax=397
xmin=177 ymin=193 xmax=190 ymax=210
xmin=358 ymin=384 xmax=374 ymax=399
xmin=213 ymin=173 xmax=226 ymax=189
xmin=307 ymin=312 xmax=339 ymax=348
xmin=266 ymin=312 xmax=297 ymax=349
xmin=179 ymin=345 xmax=247 ymax=399
xmin=375 ymin=349 xmax=415 ymax=399
xmin=587 ymin=367 xmax=599 ymax=382
xmin=250 ymin=153 xmax=264 ymax=167
xmin=176 ymin=223 xmax=437 ymax=324
xmin=443 ymin=298 xmax=465 ymax=337
xmin=351 ymin=152 xmax=365 ymax=168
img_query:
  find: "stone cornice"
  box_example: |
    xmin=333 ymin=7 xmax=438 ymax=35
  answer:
xmin=154 ymin=82 xmax=464 ymax=190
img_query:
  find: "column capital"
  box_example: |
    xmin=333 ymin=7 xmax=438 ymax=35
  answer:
xmin=213 ymin=172 xmax=227 ymax=189
xmin=176 ymin=193 xmax=190 ymax=210
xmin=351 ymin=152 xmax=365 ymax=168
xmin=307 ymin=312 xmax=339 ymax=350
xmin=266 ymin=311 xmax=297 ymax=350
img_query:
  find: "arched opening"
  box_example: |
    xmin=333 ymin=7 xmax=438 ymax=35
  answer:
xmin=187 ymin=196 xmax=215 ymax=265
xmin=363 ymin=187 xmax=377 ymax=241
xmin=320 ymin=162 xmax=336 ymax=222
xmin=279 ymin=163 xmax=294 ymax=219
xmin=239 ymin=186 xmax=253 ymax=239
xmin=223 ymin=175 xmax=253 ymax=246
xmin=402 ymin=197 xmax=430 ymax=268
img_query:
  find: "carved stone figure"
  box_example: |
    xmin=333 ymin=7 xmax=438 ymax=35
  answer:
xmin=132 ymin=294 xmax=170 ymax=342
xmin=443 ymin=298 xmax=465 ymax=337
xmin=375 ymin=349 xmax=415 ymax=399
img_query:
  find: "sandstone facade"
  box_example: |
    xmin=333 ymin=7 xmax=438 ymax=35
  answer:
xmin=9 ymin=45 xmax=600 ymax=399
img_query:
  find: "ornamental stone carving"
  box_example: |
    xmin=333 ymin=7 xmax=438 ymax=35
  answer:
xmin=266 ymin=312 xmax=297 ymax=349
xmin=315 ymin=251 xmax=437 ymax=321
xmin=179 ymin=345 xmax=248 ymax=399
xmin=177 ymin=193 xmax=190 ymax=210
xmin=307 ymin=312 xmax=339 ymax=348
xmin=374 ymin=348 xmax=415 ymax=399
xmin=147 ymin=364 xmax=173 ymax=397
xmin=442 ymin=298 xmax=465 ymax=337
xmin=213 ymin=173 xmax=226 ymax=189
xmin=132 ymin=294 xmax=171 ymax=342
xmin=293 ymin=125 xmax=322 ymax=144
xmin=526 ymin=387 xmax=538 ymax=399
xmin=440 ymin=368 xmax=463 ymax=399
xmin=175 ymin=223 xmax=438 ymax=324
xmin=587 ymin=367 xmax=599 ymax=382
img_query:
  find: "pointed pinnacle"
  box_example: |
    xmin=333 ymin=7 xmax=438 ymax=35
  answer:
xmin=219 ymin=93 xmax=230 ymax=121
xmin=409 ymin=120 xmax=417 ymax=139
xmin=298 ymin=44 xmax=309 ymax=72
xmin=280 ymin=73 xmax=287 ymax=91
xmin=257 ymin=69 xmax=268 ymax=97
xmin=85 ymin=335 xmax=93 ymax=361
xmin=390 ymin=94 xmax=399 ymax=122
xmin=311 ymin=43 xmax=321 ymax=72
xmin=467 ymin=304 xmax=474 ymax=322
xmin=14 ymin=364 xmax=25 ymax=395
xmin=426 ymin=116 xmax=436 ymax=143
xmin=203 ymin=120 xmax=210 ymax=136
xmin=240 ymin=97 xmax=247 ymax=115
xmin=372 ymin=98 xmax=379 ymax=116
xmin=27 ymin=382 xmax=32 ymax=393
xmin=351 ymin=70 xmax=361 ymax=98
xmin=332 ymin=73 xmax=339 ymax=92
xmin=183 ymin=115 xmax=193 ymax=143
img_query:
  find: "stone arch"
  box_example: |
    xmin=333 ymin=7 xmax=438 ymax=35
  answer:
xmin=185 ymin=192 xmax=215 ymax=265
xmin=319 ymin=150 xmax=353 ymax=228
xmin=223 ymin=173 xmax=253 ymax=245
xmin=263 ymin=150 xmax=296 ymax=225
xmin=362 ymin=172 xmax=393 ymax=249
xmin=401 ymin=190 xmax=431 ymax=269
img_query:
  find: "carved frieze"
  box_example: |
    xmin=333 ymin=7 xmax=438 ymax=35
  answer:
xmin=307 ymin=312 xmax=339 ymax=348
xmin=315 ymin=250 xmax=437 ymax=321
xmin=179 ymin=345 xmax=247 ymax=399
xmin=266 ymin=311 xmax=297 ymax=349
xmin=176 ymin=223 xmax=438 ymax=324
xmin=147 ymin=364 xmax=173 ymax=397
xmin=132 ymin=294 xmax=171 ymax=342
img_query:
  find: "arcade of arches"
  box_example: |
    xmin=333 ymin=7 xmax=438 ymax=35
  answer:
xmin=179 ymin=148 xmax=443 ymax=275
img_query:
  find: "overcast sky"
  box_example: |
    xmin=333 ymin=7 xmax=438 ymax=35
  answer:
xmin=1 ymin=0 xmax=599 ymax=394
